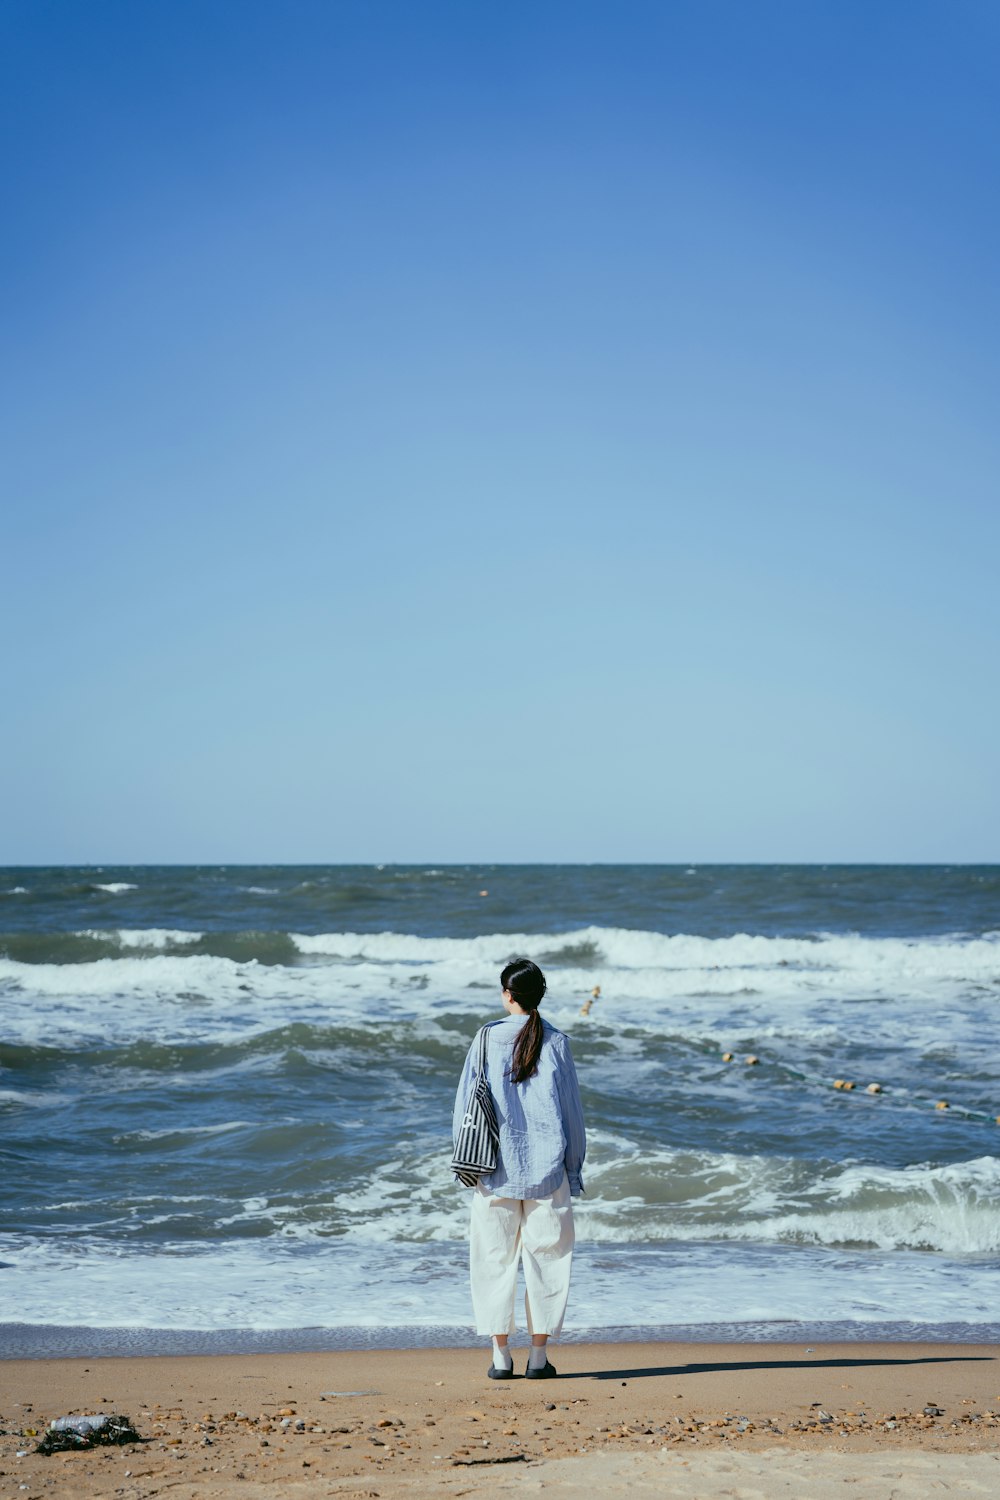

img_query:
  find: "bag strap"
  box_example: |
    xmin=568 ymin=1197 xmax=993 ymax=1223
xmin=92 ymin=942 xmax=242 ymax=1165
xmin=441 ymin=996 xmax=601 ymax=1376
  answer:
xmin=474 ymin=1021 xmax=495 ymax=1081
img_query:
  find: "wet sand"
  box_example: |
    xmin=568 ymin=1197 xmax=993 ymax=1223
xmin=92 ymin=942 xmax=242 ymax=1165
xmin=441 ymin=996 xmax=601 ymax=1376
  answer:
xmin=2 ymin=1341 xmax=999 ymax=1497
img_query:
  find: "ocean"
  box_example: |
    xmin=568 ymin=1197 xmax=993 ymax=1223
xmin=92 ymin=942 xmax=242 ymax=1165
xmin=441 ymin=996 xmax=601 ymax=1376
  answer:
xmin=2 ymin=864 xmax=999 ymax=1358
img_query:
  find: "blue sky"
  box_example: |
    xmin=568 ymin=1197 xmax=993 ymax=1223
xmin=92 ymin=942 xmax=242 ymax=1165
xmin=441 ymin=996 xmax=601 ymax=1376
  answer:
xmin=2 ymin=0 xmax=998 ymax=863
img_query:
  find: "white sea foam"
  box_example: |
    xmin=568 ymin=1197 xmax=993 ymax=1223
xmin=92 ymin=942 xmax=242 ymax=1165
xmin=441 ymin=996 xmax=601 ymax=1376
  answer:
xmin=1 ymin=924 xmax=998 ymax=1064
xmin=77 ymin=928 xmax=204 ymax=949
xmin=0 ymin=1088 xmax=72 ymax=1109
xmin=207 ymin=1131 xmax=1000 ymax=1258
xmin=0 ymin=952 xmax=247 ymax=1004
xmin=286 ymin=927 xmax=1000 ymax=1031
xmin=112 ymin=1121 xmax=260 ymax=1144
xmin=92 ymin=883 xmax=137 ymax=893
xmin=4 ymin=1233 xmax=999 ymax=1332
xmin=162 ymin=1117 xmax=980 ymax=1258
xmin=576 ymin=1150 xmax=1000 ymax=1255
xmin=290 ymin=924 xmax=1000 ymax=983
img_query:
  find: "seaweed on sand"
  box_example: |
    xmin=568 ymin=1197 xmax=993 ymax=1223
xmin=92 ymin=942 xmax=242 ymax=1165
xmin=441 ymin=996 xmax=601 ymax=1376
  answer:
xmin=36 ymin=1413 xmax=142 ymax=1455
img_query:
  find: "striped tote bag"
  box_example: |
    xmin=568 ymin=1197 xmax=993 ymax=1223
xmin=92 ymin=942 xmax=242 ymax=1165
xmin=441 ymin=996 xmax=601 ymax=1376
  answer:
xmin=451 ymin=1024 xmax=500 ymax=1187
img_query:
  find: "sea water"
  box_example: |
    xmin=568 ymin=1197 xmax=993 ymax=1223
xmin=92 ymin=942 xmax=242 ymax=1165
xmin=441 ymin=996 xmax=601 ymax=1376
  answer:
xmin=2 ymin=864 xmax=999 ymax=1356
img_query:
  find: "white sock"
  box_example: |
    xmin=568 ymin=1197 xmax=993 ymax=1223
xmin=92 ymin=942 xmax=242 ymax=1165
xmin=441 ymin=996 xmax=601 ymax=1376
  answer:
xmin=491 ymin=1338 xmax=512 ymax=1370
xmin=528 ymin=1344 xmax=549 ymax=1369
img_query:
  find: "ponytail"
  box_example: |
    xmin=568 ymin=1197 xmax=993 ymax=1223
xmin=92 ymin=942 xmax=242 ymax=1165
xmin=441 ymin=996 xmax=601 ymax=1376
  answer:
xmin=511 ymin=1005 xmax=543 ymax=1083
xmin=501 ymin=958 xmax=547 ymax=1084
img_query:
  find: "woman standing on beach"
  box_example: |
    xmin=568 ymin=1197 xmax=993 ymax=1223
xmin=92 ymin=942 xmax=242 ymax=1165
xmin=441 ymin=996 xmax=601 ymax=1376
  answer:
xmin=452 ymin=959 xmax=586 ymax=1380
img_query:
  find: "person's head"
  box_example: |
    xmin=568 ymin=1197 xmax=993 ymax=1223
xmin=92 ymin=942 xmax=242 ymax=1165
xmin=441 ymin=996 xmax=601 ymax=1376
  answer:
xmin=501 ymin=957 xmax=546 ymax=1012
xmin=500 ymin=958 xmax=546 ymax=1082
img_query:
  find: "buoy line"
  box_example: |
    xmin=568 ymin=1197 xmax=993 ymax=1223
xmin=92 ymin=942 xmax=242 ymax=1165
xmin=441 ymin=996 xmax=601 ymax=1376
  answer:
xmin=718 ymin=1049 xmax=1000 ymax=1125
xmin=575 ymin=991 xmax=999 ymax=1124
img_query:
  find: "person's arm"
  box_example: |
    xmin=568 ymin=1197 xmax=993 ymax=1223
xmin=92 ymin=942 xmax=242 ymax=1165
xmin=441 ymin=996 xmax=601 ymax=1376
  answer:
xmin=452 ymin=1031 xmax=481 ymax=1149
xmin=555 ymin=1037 xmax=586 ymax=1196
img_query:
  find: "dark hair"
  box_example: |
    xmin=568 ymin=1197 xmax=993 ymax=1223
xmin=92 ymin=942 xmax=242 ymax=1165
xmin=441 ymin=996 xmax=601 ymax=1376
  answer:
xmin=501 ymin=958 xmax=547 ymax=1084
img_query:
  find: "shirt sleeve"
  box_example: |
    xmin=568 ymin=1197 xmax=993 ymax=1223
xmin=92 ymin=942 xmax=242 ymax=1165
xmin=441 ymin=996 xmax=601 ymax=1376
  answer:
xmin=452 ymin=1031 xmax=480 ymax=1149
xmin=555 ymin=1036 xmax=587 ymax=1196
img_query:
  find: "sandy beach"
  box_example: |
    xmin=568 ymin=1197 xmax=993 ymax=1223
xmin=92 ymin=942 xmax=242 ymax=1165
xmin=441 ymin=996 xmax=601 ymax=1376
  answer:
xmin=3 ymin=1341 xmax=999 ymax=1498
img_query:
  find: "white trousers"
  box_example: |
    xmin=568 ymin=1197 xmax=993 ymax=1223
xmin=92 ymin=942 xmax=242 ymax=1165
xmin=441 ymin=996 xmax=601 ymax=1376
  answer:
xmin=469 ymin=1174 xmax=575 ymax=1338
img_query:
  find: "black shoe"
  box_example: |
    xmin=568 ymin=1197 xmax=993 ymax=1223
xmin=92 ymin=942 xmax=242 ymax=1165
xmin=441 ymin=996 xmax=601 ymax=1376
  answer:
xmin=525 ymin=1358 xmax=557 ymax=1379
xmin=487 ymin=1361 xmax=514 ymax=1379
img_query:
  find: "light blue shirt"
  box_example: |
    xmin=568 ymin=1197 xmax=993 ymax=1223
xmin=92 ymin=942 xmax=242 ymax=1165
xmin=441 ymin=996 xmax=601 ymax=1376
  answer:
xmin=453 ymin=1014 xmax=586 ymax=1199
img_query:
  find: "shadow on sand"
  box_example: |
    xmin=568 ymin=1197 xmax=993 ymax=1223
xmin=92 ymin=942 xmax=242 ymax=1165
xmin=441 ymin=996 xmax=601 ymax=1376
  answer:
xmin=559 ymin=1353 xmax=995 ymax=1381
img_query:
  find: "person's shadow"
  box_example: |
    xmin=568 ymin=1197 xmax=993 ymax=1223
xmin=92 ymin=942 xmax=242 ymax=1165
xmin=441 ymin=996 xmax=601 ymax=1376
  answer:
xmin=559 ymin=1353 xmax=994 ymax=1380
